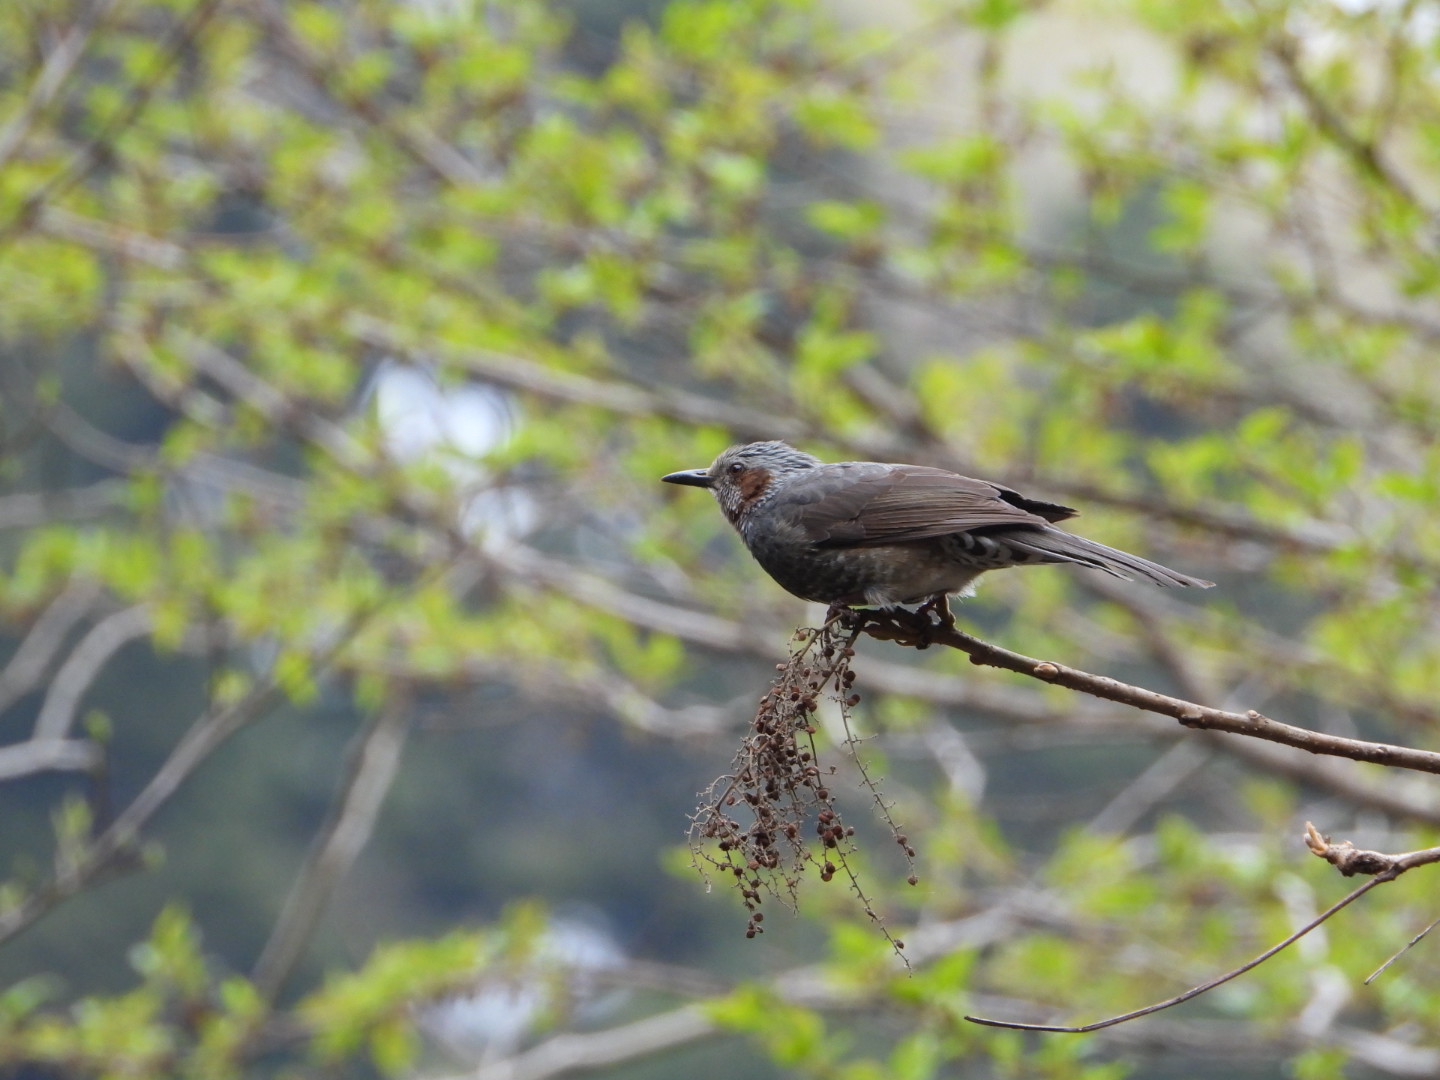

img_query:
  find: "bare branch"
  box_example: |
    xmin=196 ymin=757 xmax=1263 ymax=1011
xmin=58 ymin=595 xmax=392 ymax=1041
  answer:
xmin=32 ymin=605 xmax=151 ymax=741
xmin=1086 ymin=738 xmax=1212 ymax=836
xmin=0 ymin=738 xmax=100 ymax=781
xmin=349 ymin=317 xmax=808 ymax=446
xmin=170 ymin=331 xmax=369 ymax=470
xmin=469 ymin=1005 xmax=718 ymax=1080
xmin=0 ymin=677 xmax=288 ymax=950
xmin=965 ymin=872 xmax=1389 ymax=1033
xmin=856 ymin=609 xmax=1440 ymax=776
xmin=0 ymin=578 xmax=405 ymax=950
xmin=32 ymin=381 xmax=306 ymax=508
xmin=35 ymin=205 xmax=189 ymax=270
xmin=1365 ymin=912 xmax=1440 ymax=986
xmin=497 ymin=548 xmax=1440 ymax=821
xmin=967 ymin=826 xmax=1440 ymax=1033
xmin=253 ymin=699 xmax=413 ymax=1001
xmin=0 ymin=582 xmax=102 ymax=716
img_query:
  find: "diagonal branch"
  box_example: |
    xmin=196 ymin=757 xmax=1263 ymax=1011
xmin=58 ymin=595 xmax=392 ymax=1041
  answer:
xmin=0 ymin=582 xmax=103 ymax=716
xmin=32 ymin=605 xmax=152 ymax=741
xmin=967 ymin=825 xmax=1440 ymax=1033
xmin=965 ymin=872 xmax=1389 ymax=1033
xmin=855 ymin=609 xmax=1440 ymax=776
xmin=1266 ymin=34 xmax=1427 ymax=213
xmin=0 ymin=579 xmax=411 ymax=951
xmin=442 ymin=908 xmax=1018 ymax=1080
xmin=252 ymin=697 xmax=413 ymax=1001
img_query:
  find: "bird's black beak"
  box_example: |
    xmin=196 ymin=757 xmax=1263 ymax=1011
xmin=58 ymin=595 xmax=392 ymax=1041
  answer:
xmin=661 ymin=468 xmax=714 ymax=488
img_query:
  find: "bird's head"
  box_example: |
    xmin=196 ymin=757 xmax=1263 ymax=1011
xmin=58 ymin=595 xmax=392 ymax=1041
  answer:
xmin=662 ymin=440 xmax=821 ymax=524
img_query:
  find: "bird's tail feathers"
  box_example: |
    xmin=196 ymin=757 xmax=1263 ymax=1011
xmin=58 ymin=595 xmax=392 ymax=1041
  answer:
xmin=1004 ymin=529 xmax=1214 ymax=588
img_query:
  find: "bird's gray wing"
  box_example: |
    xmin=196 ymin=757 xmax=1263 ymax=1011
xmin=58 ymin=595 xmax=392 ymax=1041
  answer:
xmin=781 ymin=463 xmax=1077 ymax=547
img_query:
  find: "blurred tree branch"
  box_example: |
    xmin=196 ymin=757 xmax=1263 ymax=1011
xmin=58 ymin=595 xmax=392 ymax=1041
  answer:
xmin=253 ymin=695 xmax=414 ymax=1001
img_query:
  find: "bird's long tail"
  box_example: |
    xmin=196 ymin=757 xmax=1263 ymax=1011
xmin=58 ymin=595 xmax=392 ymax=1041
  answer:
xmin=1001 ymin=527 xmax=1214 ymax=588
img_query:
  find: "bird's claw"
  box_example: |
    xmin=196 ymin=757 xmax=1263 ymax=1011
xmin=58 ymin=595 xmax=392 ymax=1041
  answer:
xmin=916 ymin=595 xmax=954 ymax=631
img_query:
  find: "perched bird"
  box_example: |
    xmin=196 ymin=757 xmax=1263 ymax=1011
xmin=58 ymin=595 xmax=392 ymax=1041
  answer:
xmin=662 ymin=441 xmax=1213 ymax=608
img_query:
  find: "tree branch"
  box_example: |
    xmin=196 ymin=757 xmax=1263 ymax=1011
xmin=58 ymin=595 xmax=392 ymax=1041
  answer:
xmin=493 ymin=547 xmax=1440 ymax=822
xmin=0 ymin=583 xmax=403 ymax=950
xmin=855 ymin=608 xmax=1440 ymax=776
xmin=967 ymin=824 xmax=1440 ymax=1033
xmin=0 ymin=738 xmax=100 ymax=781
xmin=1266 ymin=34 xmax=1428 ymax=213
xmin=252 ymin=697 xmax=413 ymax=1001
xmin=442 ymin=907 xmax=1018 ymax=1080
xmin=965 ymin=871 xmax=1388 ymax=1033
xmin=1303 ymin=822 xmax=1440 ymax=879
xmin=32 ymin=604 xmax=151 ymax=741
xmin=0 ymin=582 xmax=102 ymax=716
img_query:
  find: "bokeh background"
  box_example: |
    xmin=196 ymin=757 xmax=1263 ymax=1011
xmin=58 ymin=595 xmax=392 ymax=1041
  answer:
xmin=3 ymin=0 xmax=1440 ymax=1076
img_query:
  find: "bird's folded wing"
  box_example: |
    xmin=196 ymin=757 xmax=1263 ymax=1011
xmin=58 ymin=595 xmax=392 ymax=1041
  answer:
xmin=787 ymin=464 xmax=1077 ymax=547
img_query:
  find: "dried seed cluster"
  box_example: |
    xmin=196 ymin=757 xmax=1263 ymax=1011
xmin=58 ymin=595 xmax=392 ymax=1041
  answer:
xmin=690 ymin=614 xmax=915 ymax=953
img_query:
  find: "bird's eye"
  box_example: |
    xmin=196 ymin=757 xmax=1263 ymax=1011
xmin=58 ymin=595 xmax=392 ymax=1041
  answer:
xmin=728 ymin=462 xmax=744 ymax=475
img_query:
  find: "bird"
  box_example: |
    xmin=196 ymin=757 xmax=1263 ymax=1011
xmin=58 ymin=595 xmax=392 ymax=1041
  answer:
xmin=662 ymin=441 xmax=1213 ymax=610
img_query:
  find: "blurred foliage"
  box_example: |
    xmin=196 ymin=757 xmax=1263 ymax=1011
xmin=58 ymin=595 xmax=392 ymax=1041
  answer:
xmin=2 ymin=0 xmax=1440 ymax=1076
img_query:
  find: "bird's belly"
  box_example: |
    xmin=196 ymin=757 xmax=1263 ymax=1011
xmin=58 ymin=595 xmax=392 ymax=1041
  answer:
xmin=749 ymin=539 xmax=979 ymax=606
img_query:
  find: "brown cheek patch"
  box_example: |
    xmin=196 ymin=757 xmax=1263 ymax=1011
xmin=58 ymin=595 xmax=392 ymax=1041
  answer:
xmin=738 ymin=467 xmax=772 ymax=504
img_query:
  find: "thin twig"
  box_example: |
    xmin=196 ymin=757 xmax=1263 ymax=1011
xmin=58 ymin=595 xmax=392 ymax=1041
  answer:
xmin=1366 ymin=912 xmax=1440 ymax=985
xmin=964 ymin=873 xmax=1390 ymax=1033
xmin=967 ymin=825 xmax=1440 ymax=1032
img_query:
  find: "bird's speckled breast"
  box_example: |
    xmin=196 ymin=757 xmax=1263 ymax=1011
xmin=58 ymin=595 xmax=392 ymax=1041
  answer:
xmin=742 ymin=520 xmax=979 ymax=605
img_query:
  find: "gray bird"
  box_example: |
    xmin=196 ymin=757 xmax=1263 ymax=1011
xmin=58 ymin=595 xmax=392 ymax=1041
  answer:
xmin=662 ymin=441 xmax=1213 ymax=608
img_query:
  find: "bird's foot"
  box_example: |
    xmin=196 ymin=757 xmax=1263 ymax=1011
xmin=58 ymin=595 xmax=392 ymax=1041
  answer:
xmin=908 ymin=595 xmax=953 ymax=648
xmin=916 ymin=594 xmax=953 ymax=629
xmin=824 ymin=602 xmax=865 ymax=632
